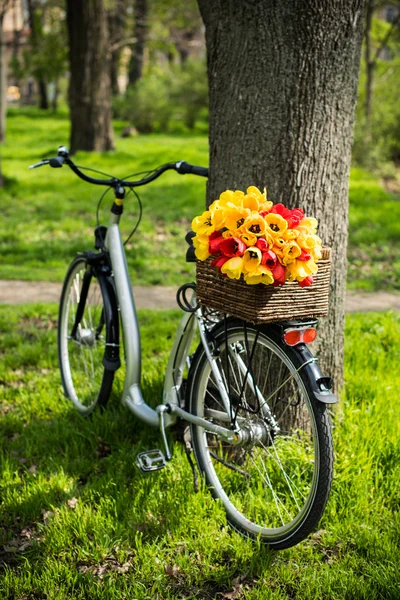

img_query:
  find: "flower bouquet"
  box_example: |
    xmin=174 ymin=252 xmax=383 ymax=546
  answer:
xmin=192 ymin=186 xmax=322 ymax=287
xmin=193 ymin=186 xmax=331 ymax=324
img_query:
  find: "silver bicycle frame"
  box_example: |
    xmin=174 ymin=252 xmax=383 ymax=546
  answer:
xmin=104 ymin=215 xmax=240 ymax=442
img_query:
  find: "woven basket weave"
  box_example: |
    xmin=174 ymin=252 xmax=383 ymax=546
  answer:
xmin=196 ymin=247 xmax=331 ymax=324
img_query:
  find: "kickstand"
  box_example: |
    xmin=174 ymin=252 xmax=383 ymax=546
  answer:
xmin=183 ymin=426 xmax=199 ymax=493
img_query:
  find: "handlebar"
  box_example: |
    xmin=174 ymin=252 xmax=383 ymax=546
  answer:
xmin=29 ymin=147 xmax=208 ymax=187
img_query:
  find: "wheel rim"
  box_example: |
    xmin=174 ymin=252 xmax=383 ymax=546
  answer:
xmin=59 ymin=261 xmax=106 ymax=413
xmin=193 ymin=327 xmax=319 ymax=540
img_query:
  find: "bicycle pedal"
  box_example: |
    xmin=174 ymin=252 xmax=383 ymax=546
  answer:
xmin=136 ymin=449 xmax=166 ymax=473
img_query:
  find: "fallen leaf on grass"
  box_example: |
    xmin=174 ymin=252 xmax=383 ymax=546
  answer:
xmin=97 ymin=437 xmax=112 ymax=459
xmin=165 ymin=564 xmax=181 ymax=578
xmin=77 ymin=553 xmax=134 ymax=578
xmin=67 ymin=497 xmax=78 ymax=509
xmin=28 ymin=464 xmax=38 ymax=475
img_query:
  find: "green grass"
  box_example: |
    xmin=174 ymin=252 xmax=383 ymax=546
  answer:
xmin=0 ymin=108 xmax=208 ymax=285
xmin=348 ymin=168 xmax=400 ymax=291
xmin=1 ymin=108 xmax=400 ymax=291
xmin=1 ymin=305 xmax=400 ymax=599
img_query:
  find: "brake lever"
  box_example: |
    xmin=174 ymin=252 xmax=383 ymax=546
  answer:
xmin=28 ymin=159 xmax=50 ymax=170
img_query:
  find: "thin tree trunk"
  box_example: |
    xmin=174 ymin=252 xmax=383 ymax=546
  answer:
xmin=198 ymin=0 xmax=365 ymax=391
xmin=365 ymin=0 xmax=374 ymax=147
xmin=66 ymin=0 xmax=114 ymax=153
xmin=38 ymin=78 xmax=48 ymax=110
xmin=0 ymin=13 xmax=6 ymax=143
xmin=128 ymin=0 xmax=148 ymax=86
xmin=108 ymin=1 xmax=126 ymax=96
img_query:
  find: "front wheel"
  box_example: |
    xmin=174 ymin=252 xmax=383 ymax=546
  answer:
xmin=187 ymin=319 xmax=333 ymax=549
xmin=58 ymin=256 xmax=115 ymax=415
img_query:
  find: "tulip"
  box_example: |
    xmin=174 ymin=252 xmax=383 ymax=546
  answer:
xmin=221 ymin=257 xmax=244 ymax=279
xmin=243 ymin=247 xmax=262 ymax=272
xmin=299 ymin=276 xmax=314 ymax=287
xmin=271 ymin=262 xmax=286 ymax=286
xmin=211 ymin=256 xmax=230 ymax=270
xmin=220 ymin=237 xmax=246 ymax=257
xmin=261 ymin=250 xmax=277 ymax=268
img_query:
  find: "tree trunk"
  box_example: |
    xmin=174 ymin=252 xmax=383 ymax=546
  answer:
xmin=128 ymin=0 xmax=148 ymax=86
xmin=365 ymin=0 xmax=374 ymax=148
xmin=38 ymin=78 xmax=48 ymax=110
xmin=198 ymin=0 xmax=365 ymax=391
xmin=66 ymin=0 xmax=114 ymax=153
xmin=0 ymin=13 xmax=6 ymax=144
xmin=108 ymin=1 xmax=126 ymax=96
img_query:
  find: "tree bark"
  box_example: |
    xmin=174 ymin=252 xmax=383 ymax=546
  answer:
xmin=66 ymin=0 xmax=114 ymax=153
xmin=198 ymin=0 xmax=365 ymax=391
xmin=128 ymin=0 xmax=148 ymax=86
xmin=364 ymin=0 xmax=374 ymax=148
xmin=0 ymin=13 xmax=6 ymax=144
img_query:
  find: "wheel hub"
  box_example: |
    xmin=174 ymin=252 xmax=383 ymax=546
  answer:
xmin=237 ymin=419 xmax=275 ymax=448
xmin=76 ymin=327 xmax=96 ymax=347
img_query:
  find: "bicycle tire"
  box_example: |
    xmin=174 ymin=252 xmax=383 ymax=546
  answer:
xmin=58 ymin=256 xmax=114 ymax=415
xmin=187 ymin=318 xmax=333 ymax=549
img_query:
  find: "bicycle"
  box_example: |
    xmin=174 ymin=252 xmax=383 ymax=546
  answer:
xmin=30 ymin=146 xmax=336 ymax=550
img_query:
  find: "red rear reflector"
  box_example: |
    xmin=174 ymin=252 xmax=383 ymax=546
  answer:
xmin=303 ymin=328 xmax=317 ymax=343
xmin=283 ymin=327 xmax=318 ymax=346
xmin=283 ymin=330 xmax=302 ymax=346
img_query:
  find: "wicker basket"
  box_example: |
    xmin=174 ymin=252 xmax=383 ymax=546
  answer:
xmin=196 ymin=247 xmax=331 ymax=324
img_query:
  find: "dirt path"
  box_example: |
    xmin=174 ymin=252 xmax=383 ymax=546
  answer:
xmin=1 ymin=280 xmax=399 ymax=312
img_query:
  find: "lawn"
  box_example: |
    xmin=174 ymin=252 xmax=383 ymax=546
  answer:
xmin=1 ymin=108 xmax=400 ymax=291
xmin=1 ymin=304 xmax=399 ymax=599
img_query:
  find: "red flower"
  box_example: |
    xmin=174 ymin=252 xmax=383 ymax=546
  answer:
xmin=209 ymin=236 xmax=225 ymax=254
xmin=211 ymin=256 xmax=230 ymax=270
xmin=220 ymin=237 xmax=246 ymax=257
xmin=270 ymin=204 xmax=305 ymax=228
xmin=270 ymin=203 xmax=291 ymax=219
xmin=297 ymin=249 xmax=311 ymax=262
xmin=271 ymin=262 xmax=286 ymax=286
xmin=261 ymin=250 xmax=277 ymax=268
xmin=255 ymin=238 xmax=269 ymax=252
xmin=299 ymin=276 xmax=314 ymax=287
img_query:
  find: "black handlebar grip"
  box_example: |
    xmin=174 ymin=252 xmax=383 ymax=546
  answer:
xmin=176 ymin=161 xmax=208 ymax=178
xmin=49 ymin=156 xmax=66 ymax=168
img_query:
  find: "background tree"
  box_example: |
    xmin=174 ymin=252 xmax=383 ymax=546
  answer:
xmin=0 ymin=0 xmax=12 ymax=187
xmin=198 ymin=0 xmax=366 ymax=390
xmin=108 ymin=0 xmax=129 ymax=96
xmin=22 ymin=0 xmax=68 ymax=110
xmin=66 ymin=0 xmax=114 ymax=153
xmin=128 ymin=0 xmax=148 ymax=86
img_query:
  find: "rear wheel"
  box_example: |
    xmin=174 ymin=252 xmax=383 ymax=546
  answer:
xmin=58 ymin=256 xmax=114 ymax=415
xmin=187 ymin=319 xmax=333 ymax=549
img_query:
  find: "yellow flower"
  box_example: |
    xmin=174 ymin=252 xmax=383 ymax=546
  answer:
xmin=281 ymin=242 xmax=302 ymax=265
xmin=242 ymin=194 xmax=260 ymax=212
xmin=265 ymin=213 xmax=288 ymax=236
xmin=273 ymin=237 xmax=286 ymax=249
xmin=224 ymin=205 xmax=251 ymax=230
xmin=192 ymin=211 xmax=215 ymax=238
xmin=210 ymin=206 xmax=227 ymax=230
xmin=243 ymin=213 xmax=267 ymax=237
xmin=286 ymin=258 xmax=318 ymax=282
xmin=297 ymin=217 xmax=318 ymax=234
xmin=193 ymin=236 xmax=210 ymax=261
xmin=282 ymin=229 xmax=299 ymax=241
xmin=297 ymin=232 xmax=322 ymax=252
xmin=218 ymin=190 xmax=244 ymax=207
xmin=238 ymin=230 xmax=258 ymax=247
xmin=243 ymin=247 xmax=262 ymax=272
xmin=244 ymin=265 xmax=274 ymax=285
xmin=221 ymin=257 xmax=244 ymax=280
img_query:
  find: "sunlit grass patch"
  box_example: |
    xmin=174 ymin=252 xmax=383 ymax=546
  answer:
xmin=0 ymin=305 xmax=399 ymax=598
